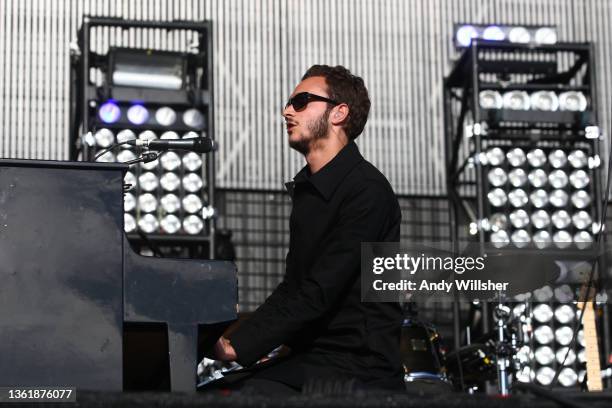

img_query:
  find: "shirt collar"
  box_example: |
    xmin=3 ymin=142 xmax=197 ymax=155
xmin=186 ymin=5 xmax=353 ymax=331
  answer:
xmin=285 ymin=141 xmax=364 ymax=200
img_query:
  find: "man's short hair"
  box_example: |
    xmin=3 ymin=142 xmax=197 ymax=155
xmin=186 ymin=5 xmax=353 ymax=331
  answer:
xmin=302 ymin=65 xmax=371 ymax=140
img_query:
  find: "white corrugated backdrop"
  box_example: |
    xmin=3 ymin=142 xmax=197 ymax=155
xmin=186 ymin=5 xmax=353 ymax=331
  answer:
xmin=1 ymin=0 xmax=611 ymax=195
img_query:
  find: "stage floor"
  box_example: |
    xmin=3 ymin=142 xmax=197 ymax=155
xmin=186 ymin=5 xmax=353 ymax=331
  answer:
xmin=61 ymin=389 xmax=612 ymax=408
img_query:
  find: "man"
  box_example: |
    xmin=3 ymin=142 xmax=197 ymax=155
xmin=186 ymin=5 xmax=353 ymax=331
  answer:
xmin=214 ymin=65 xmax=403 ymax=394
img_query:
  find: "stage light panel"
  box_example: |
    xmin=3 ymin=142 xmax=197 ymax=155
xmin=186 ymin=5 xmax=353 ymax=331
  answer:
xmin=183 ymin=108 xmax=205 ymax=129
xmin=160 ymin=214 xmax=181 ymax=234
xmin=527 ymin=149 xmax=547 ymax=167
xmin=533 ymin=304 xmax=554 ymax=323
xmin=503 ymin=91 xmax=530 ymax=110
xmin=117 ymin=149 xmax=137 ymax=163
xmin=534 ymin=27 xmax=557 ymax=44
xmin=491 ymin=230 xmax=510 ymax=248
xmin=569 ymin=170 xmax=590 ymax=189
xmin=510 ymin=209 xmax=529 ymax=229
xmin=155 ymin=106 xmax=177 ymax=126
xmin=531 ymin=210 xmax=550 ymax=229
xmin=486 ymin=147 xmax=506 ymax=166
xmin=96 ymin=151 xmax=116 ymax=162
xmin=138 ymin=172 xmax=159 ymax=192
xmin=554 ymin=305 xmax=575 ymax=324
xmin=94 ymin=128 xmax=115 ymax=147
xmin=124 ymin=192 xmax=136 ymax=212
xmin=182 ymin=152 xmax=203 ymax=171
xmin=482 ymin=25 xmax=505 ymax=41
xmin=455 ymin=25 xmax=478 ymax=47
xmin=557 ymin=368 xmax=578 ymax=387
xmin=536 ymin=366 xmax=555 ymax=386
xmin=548 ymin=150 xmax=568 ymax=168
xmin=160 ymin=193 xmax=181 ymax=213
xmin=183 ymin=131 xmax=199 ymax=139
xmin=534 ymin=346 xmax=555 ymax=365
xmin=182 ymin=194 xmax=203 ymax=213
xmin=508 ymin=189 xmax=528 ymax=208
xmin=160 ymin=130 xmax=180 ymax=140
xmin=553 ymin=230 xmax=572 ymax=249
xmin=572 ymin=211 xmax=592 ymax=230
xmin=568 ymin=150 xmax=588 ymax=168
xmin=124 ymin=213 xmax=136 ymax=233
xmin=160 ymin=172 xmax=181 ymax=191
xmin=160 ymin=151 xmax=182 ymax=171
xmin=98 ymin=101 xmax=121 ymax=124
xmin=533 ymin=230 xmax=552 ymax=248
xmin=488 ymin=167 xmax=508 ymax=187
xmin=508 ymin=168 xmax=527 ymax=187
xmin=530 ymin=91 xmax=559 ymax=111
xmin=551 ymin=210 xmax=571 ymax=229
xmin=507 ymin=148 xmax=526 ymax=167
xmin=574 ymin=231 xmax=593 ymax=249
xmin=124 ymin=171 xmax=136 ymax=187
xmin=529 ymin=189 xmax=549 ymax=208
xmin=182 ymin=173 xmax=203 ymax=193
xmin=511 ymin=229 xmax=530 ymax=247
xmin=138 ymin=193 xmax=158 ymax=213
xmin=479 ymin=90 xmax=503 ymax=109
xmin=488 ymin=188 xmax=507 ymax=207
xmin=454 ymin=24 xmax=558 ymax=48
xmin=549 ymin=189 xmax=569 ymax=207
xmin=138 ymin=213 xmax=159 ymax=233
xmin=116 ymin=129 xmax=137 ymax=145
xmin=559 ymin=91 xmax=587 ymax=112
xmin=555 ymin=326 xmax=574 ymax=346
xmin=528 ymin=169 xmax=548 ymax=188
xmin=534 ymin=325 xmax=555 ymax=345
xmin=183 ymin=215 xmax=204 ymax=235
xmin=548 ymin=170 xmax=568 ymax=189
xmin=508 ymin=26 xmax=530 ymax=43
xmin=127 ymin=104 xmax=149 ymax=125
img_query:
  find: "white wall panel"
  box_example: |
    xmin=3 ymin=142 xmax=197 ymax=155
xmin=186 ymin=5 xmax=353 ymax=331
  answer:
xmin=0 ymin=0 xmax=610 ymax=194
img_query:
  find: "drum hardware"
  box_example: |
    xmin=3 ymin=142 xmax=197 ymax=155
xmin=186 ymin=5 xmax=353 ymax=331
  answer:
xmin=401 ymin=318 xmax=449 ymax=384
xmin=494 ymin=302 xmax=513 ymax=395
xmin=444 ymin=343 xmax=496 ymax=389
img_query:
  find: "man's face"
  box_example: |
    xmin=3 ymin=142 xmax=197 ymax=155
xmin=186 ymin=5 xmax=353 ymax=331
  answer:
xmin=282 ymin=76 xmax=332 ymax=155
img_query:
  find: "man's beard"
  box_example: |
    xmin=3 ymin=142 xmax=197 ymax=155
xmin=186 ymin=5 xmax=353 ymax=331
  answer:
xmin=289 ymin=108 xmax=331 ymax=155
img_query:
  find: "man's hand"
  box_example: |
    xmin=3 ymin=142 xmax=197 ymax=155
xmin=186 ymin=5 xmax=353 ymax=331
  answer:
xmin=213 ymin=336 xmax=237 ymax=361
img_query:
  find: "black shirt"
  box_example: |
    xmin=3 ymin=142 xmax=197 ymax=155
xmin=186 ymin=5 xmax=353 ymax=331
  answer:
xmin=228 ymin=141 xmax=403 ymax=389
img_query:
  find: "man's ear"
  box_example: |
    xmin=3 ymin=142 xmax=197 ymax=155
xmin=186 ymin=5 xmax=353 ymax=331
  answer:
xmin=331 ymin=103 xmax=349 ymax=125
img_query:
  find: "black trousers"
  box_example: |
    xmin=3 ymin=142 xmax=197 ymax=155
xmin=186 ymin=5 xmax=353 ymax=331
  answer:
xmin=225 ymin=377 xmax=301 ymax=396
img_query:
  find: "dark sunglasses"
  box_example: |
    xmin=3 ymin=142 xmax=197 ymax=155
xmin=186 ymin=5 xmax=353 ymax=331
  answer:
xmin=284 ymin=92 xmax=340 ymax=112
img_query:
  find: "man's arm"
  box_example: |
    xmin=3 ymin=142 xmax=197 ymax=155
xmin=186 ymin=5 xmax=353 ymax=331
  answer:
xmin=225 ymin=182 xmax=398 ymax=366
xmin=214 ymin=258 xmax=292 ymax=362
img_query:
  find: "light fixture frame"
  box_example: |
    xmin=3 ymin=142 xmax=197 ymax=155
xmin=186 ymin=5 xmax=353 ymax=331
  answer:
xmin=70 ymin=16 xmax=216 ymax=258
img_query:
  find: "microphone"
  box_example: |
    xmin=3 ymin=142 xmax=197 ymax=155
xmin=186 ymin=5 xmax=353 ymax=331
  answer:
xmin=127 ymin=137 xmax=217 ymax=153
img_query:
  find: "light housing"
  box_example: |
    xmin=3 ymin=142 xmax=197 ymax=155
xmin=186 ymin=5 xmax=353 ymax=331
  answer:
xmin=98 ymin=101 xmax=121 ymax=124
xmin=454 ymin=24 xmax=558 ymax=48
xmin=110 ymin=47 xmax=186 ymax=90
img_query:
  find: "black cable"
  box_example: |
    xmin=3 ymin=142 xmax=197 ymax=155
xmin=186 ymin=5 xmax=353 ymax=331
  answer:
xmin=93 ymin=141 xmax=131 ymax=161
xmin=549 ymin=123 xmax=612 ymax=389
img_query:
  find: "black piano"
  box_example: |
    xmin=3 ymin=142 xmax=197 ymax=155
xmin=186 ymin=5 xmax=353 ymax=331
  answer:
xmin=0 ymin=159 xmax=237 ymax=392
